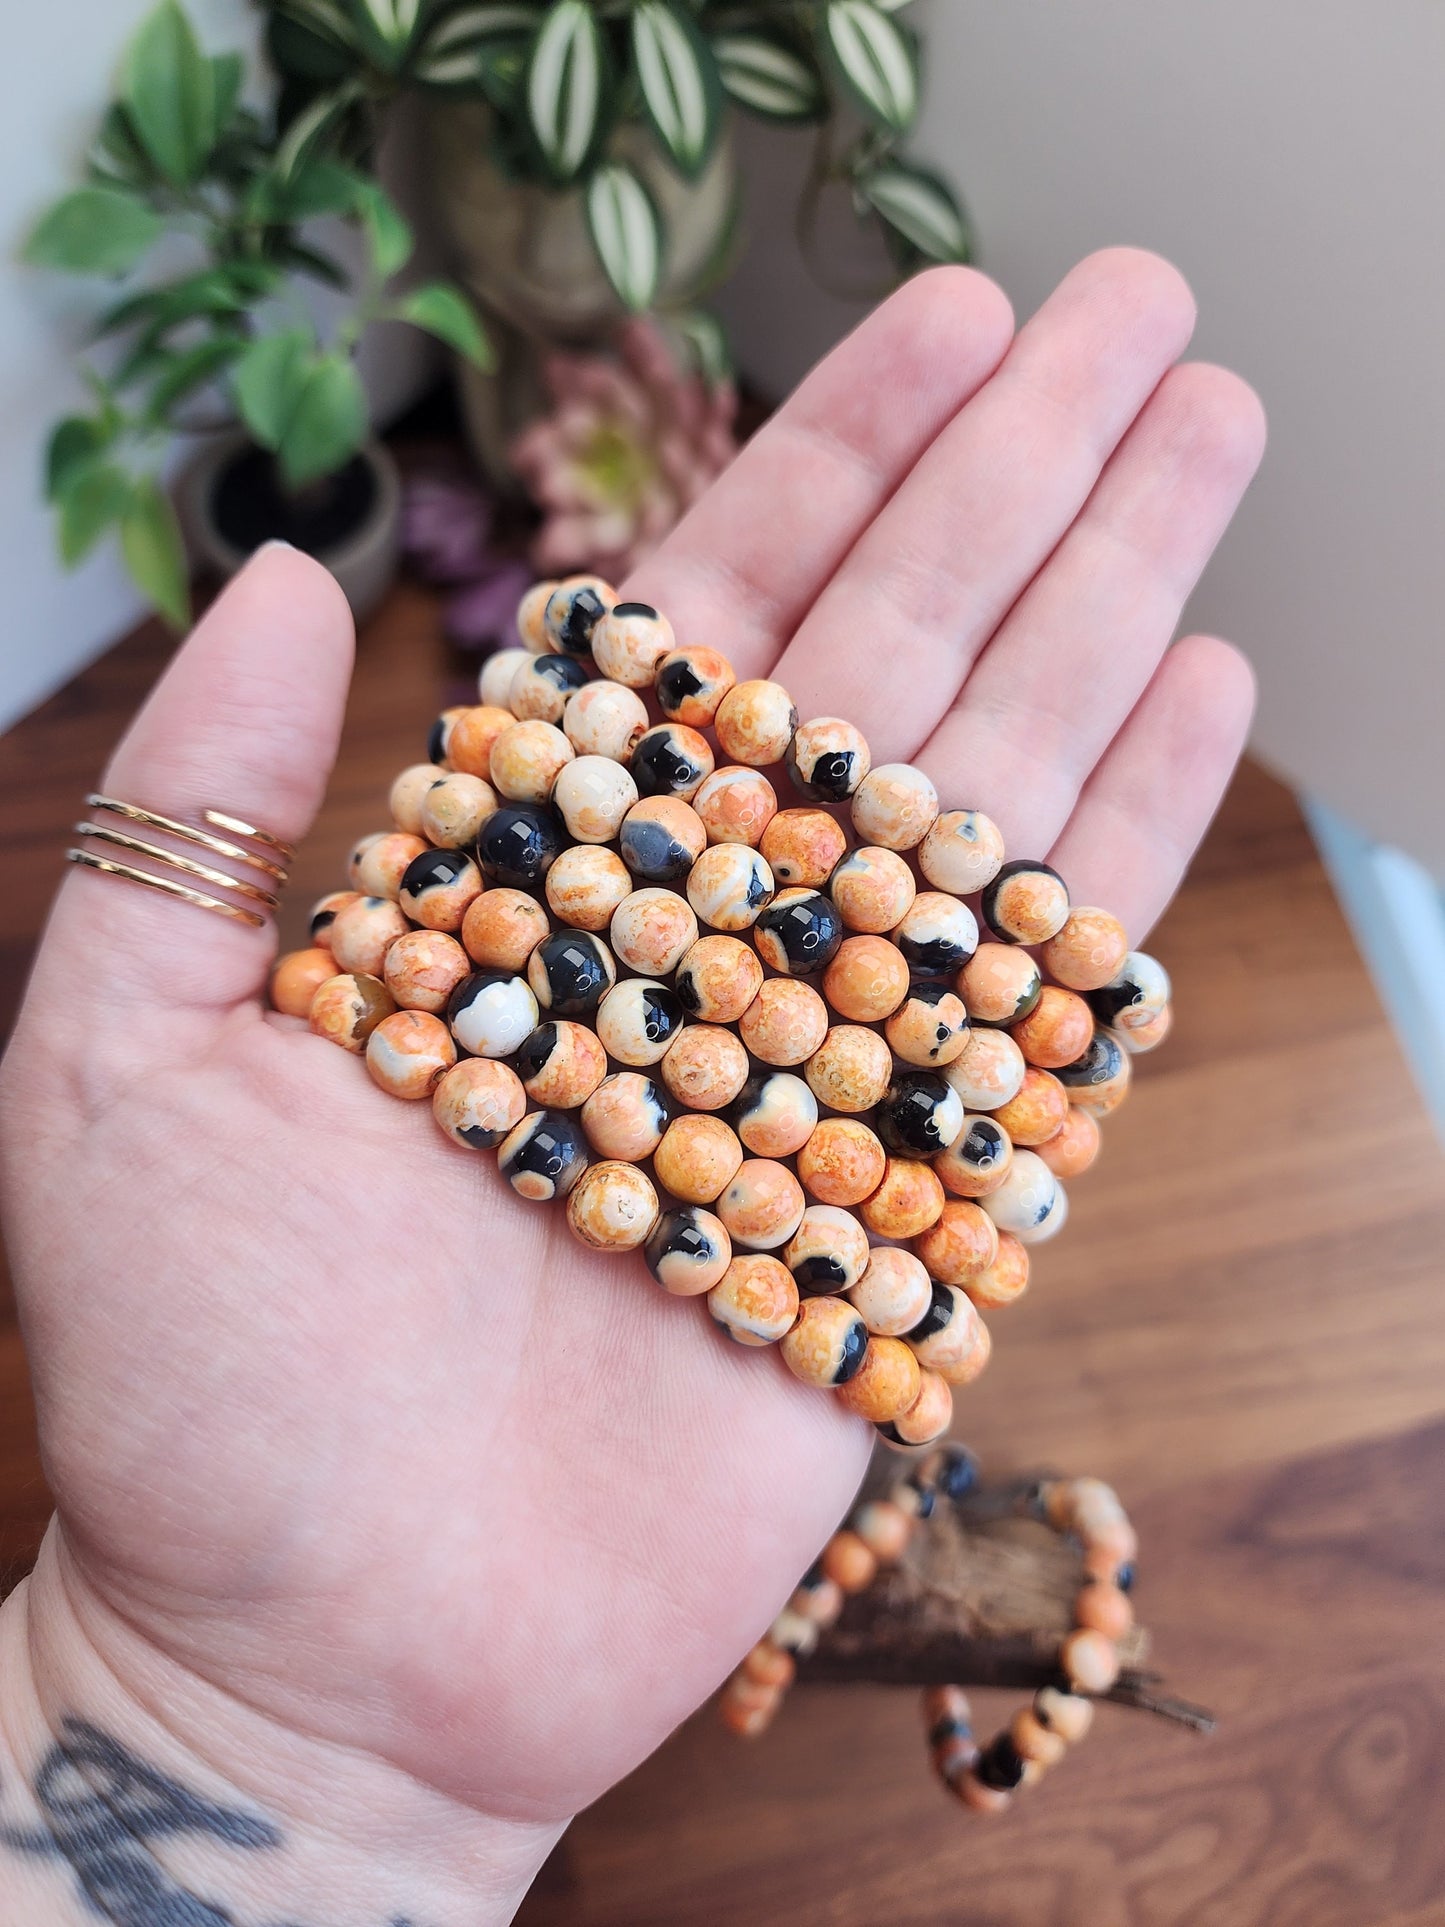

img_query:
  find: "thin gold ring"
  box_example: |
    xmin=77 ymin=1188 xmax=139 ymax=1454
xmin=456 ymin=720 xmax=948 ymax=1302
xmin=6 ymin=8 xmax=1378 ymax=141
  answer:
xmin=72 ymin=823 xmax=282 ymax=910
xmin=65 ymin=851 xmax=269 ymax=928
xmin=202 ymin=808 xmax=297 ymax=863
xmin=83 ymin=795 xmax=290 ymax=883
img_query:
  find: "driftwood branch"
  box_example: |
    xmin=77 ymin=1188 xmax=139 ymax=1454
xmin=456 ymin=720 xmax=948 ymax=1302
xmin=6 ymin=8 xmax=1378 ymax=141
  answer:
xmin=794 ymin=1468 xmax=1216 ymax=1735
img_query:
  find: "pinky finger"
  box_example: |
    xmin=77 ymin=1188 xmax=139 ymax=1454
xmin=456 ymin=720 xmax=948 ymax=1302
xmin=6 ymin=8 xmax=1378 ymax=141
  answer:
xmin=1045 ymin=634 xmax=1256 ymax=944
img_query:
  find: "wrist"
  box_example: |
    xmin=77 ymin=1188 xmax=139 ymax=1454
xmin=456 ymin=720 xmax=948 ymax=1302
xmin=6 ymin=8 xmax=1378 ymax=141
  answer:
xmin=0 ymin=1525 xmax=563 ymax=1925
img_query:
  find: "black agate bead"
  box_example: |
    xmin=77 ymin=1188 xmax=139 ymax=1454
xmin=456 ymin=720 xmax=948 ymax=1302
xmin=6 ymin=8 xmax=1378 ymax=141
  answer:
xmin=876 ymin=1070 xmax=965 ymax=1158
xmin=478 ymin=804 xmax=564 ymax=889
xmin=630 ymin=724 xmax=713 ymax=800
xmin=496 ymin=1109 xmax=588 ymax=1202
xmin=526 ymin=930 xmax=617 ymax=1016
xmin=752 ymin=888 xmax=844 ymax=976
xmin=645 ymin=1206 xmax=731 ymax=1296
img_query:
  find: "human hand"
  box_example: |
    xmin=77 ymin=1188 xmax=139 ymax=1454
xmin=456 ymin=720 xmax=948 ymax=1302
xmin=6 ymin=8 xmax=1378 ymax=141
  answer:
xmin=0 ymin=249 xmax=1262 ymax=1922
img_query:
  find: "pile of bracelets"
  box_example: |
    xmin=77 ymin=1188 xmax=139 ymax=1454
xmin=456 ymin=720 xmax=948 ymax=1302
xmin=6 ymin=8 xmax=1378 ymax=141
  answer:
xmin=272 ymin=574 xmax=1173 ymax=1451
xmin=719 ymin=1443 xmax=1138 ymax=1815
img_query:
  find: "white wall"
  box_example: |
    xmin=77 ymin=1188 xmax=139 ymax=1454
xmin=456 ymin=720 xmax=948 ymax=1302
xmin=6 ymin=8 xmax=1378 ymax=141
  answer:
xmin=717 ymin=1 xmax=1445 ymax=880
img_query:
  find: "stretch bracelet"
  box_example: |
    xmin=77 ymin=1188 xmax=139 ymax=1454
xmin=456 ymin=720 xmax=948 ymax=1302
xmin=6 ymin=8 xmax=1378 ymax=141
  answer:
xmin=719 ymin=1444 xmax=1137 ymax=1816
xmin=273 ymin=575 xmax=1173 ymax=1447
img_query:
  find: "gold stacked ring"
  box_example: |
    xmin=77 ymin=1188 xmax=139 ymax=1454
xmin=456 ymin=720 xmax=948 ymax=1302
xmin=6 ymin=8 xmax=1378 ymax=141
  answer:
xmin=67 ymin=796 xmax=295 ymax=928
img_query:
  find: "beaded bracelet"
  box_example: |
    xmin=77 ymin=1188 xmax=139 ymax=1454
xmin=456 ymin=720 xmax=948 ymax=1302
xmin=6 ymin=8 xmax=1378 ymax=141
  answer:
xmin=273 ymin=573 xmax=1174 ymax=1448
xmin=719 ymin=1444 xmax=1138 ymax=1816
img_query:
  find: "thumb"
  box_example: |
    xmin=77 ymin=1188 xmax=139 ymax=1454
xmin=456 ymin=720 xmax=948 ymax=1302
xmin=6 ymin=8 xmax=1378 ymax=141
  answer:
xmin=39 ymin=543 xmax=354 ymax=1021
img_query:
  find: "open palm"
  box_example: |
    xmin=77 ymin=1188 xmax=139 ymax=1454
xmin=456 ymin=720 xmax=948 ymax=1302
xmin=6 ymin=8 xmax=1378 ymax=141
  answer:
xmin=0 ymin=252 xmax=1262 ymax=1891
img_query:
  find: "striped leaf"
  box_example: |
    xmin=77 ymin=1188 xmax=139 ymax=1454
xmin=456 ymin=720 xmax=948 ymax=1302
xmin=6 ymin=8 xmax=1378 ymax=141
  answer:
xmin=711 ymin=32 xmax=824 ymax=122
xmin=631 ymin=2 xmax=720 ymax=179
xmin=274 ymin=82 xmax=360 ymax=179
xmin=355 ymin=0 xmax=422 ymax=44
xmin=526 ymin=0 xmax=605 ymax=182
xmin=585 ymin=162 xmax=662 ymax=313
xmin=859 ymin=161 xmax=971 ymax=262
xmin=275 ymin=0 xmax=359 ymax=48
xmin=822 ymin=0 xmax=918 ymax=134
xmin=668 ymin=309 xmax=731 ymax=390
xmin=425 ymin=3 xmax=538 ymax=52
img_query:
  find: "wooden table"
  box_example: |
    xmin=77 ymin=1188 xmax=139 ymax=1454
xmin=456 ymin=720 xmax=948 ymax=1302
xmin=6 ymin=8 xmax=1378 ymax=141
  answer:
xmin=2 ymin=583 xmax=1443 ymax=1926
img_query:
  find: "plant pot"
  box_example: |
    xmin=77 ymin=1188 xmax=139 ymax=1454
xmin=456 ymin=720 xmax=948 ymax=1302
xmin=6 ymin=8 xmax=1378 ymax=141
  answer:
xmin=180 ymin=435 xmax=403 ymax=625
xmin=425 ymin=104 xmax=737 ymax=489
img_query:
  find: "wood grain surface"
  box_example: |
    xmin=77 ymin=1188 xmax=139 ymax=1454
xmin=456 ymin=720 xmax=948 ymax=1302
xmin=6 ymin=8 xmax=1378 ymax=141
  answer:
xmin=1 ymin=580 xmax=1442 ymax=1926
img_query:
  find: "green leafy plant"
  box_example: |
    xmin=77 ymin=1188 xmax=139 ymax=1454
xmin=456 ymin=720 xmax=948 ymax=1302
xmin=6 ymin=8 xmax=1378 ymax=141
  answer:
xmin=262 ymin=0 xmax=970 ymax=319
xmin=24 ymin=0 xmax=492 ymax=625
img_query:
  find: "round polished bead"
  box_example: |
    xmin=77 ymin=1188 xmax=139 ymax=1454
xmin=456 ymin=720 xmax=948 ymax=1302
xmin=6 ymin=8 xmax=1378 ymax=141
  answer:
xmin=675 ymin=934 xmax=764 ymax=1024
xmin=717 ymin=1158 xmax=807 ymax=1250
xmin=975 ymin=1735 xmax=1028 ymax=1794
xmin=790 ymin=1575 xmax=844 ymax=1626
xmin=822 ymin=935 xmax=910 ymax=1024
xmin=445 ymin=705 xmax=514 ymax=780
xmin=645 ymin=1205 xmax=732 ymax=1295
xmin=848 ymin=1245 xmax=933 ymax=1336
xmin=269 ymin=947 xmax=334 ymax=1019
xmin=730 ymin=1071 xmax=818 ymax=1158
xmin=513 ymin=1020 xmax=608 ymax=1108
xmin=781 ymin=1295 xmax=869 ymax=1387
xmin=477 ymin=803 xmax=565 ymax=889
xmin=786 ymin=716 xmax=871 ymax=801
xmin=1060 ymin=1628 xmax=1121 ymax=1697
xmin=861 ymin=1157 xmax=946 ymax=1239
xmin=425 ymin=706 xmax=467 ymax=768
xmin=965 ymin=1229 xmax=1030 ymax=1309
xmin=489 ymin=719 xmax=574 ymax=804
xmin=383 ymin=930 xmax=471 ymax=1014
xmin=943 ymin=1028 xmax=1027 ymax=1113
xmin=551 ymin=756 xmax=639 ymax=844
xmin=1042 ymin=907 xmax=1130 ymax=994
xmin=829 ymin=846 xmax=916 ymax=934
xmin=821 ymin=1529 xmax=877 ymax=1592
xmin=918 ymin=808 xmax=1006 ymax=895
xmin=447 ymin=969 xmax=539 ymax=1058
xmin=595 ymin=978 xmax=685 ymax=1066
xmin=653 ymin=1114 xmax=744 ymax=1203
xmin=913 ymin=1198 xmax=1000 ymax=1285
xmin=876 ymin=1368 xmax=953 ymax=1448
xmin=399 ymin=849 xmax=484 ymax=934
xmin=1034 ymin=1685 xmax=1095 ymax=1744
xmin=784 ymin=1204 xmax=870 ymax=1297
xmin=707 ymin=1254 xmax=799 ymax=1347
xmin=496 ymin=1108 xmax=589 ymax=1201
xmin=906 ymin=1282 xmax=990 ymax=1385
xmin=661 ymin=1023 xmax=750 ymax=1112
xmin=366 ymin=1010 xmax=455 ymax=1100
xmin=1010 ymin=1708 xmax=1067 ymax=1769
xmin=714 ymin=678 xmax=798 ymax=766
xmin=1087 ymin=950 xmax=1171 ymax=1034
xmin=1015 ymin=1180 xmax=1068 ymax=1245
xmin=753 ymin=888 xmax=844 ymax=977
xmin=328 ymin=895 xmax=409 ymax=977
xmin=526 ymin=930 xmax=616 ymax=1016
xmin=850 ymin=763 xmax=939 ymax=851
xmin=516 ymin=581 xmax=554 ymax=654
xmin=1120 ymin=1001 xmax=1172 ymax=1053
xmin=1075 ymin=1582 xmax=1134 ymax=1642
xmin=982 ymin=859 xmax=1070 ymax=945
xmin=981 ymin=1150 xmax=1061 ymax=1238
xmin=581 ymin=1071 xmax=674 ymax=1156
xmin=741 ymin=1640 xmax=796 ymax=1691
xmin=354 ymin=832 xmax=427 ymax=901
xmin=655 ymin=645 xmax=737 ymax=726
xmin=885 ymin=984 xmax=972 ymax=1069
xmin=618 ymin=795 xmax=707 ymax=884
xmin=509 ymin=651 xmax=588 ymax=724
xmin=631 ymin=723 xmax=714 ymax=800
xmin=761 ymin=808 xmax=848 ymax=889
xmin=993 ymin=1067 xmax=1070 ymax=1147
xmin=1056 ymin=1028 xmax=1132 ymax=1116
xmin=876 ymin=1069 xmax=966 ymax=1157
xmin=543 ymin=575 xmax=615 ymax=657
xmin=479 ymin=645 xmax=530 ymax=706
xmin=419 ymin=773 xmax=497 ymax=850
xmin=803 ymin=1026 xmax=890 ymax=1116
xmin=610 ymin=887 xmax=698 ymax=976
xmin=566 ymin=1159 xmax=659 ymax=1251
xmin=738 ymin=977 xmax=830 ymax=1066
xmin=692 ymin=766 xmax=778 ymax=847
xmin=1012 ymin=986 xmax=1095 ymax=1070
xmin=686 ymin=844 xmax=774 ymax=931
xmin=309 ymin=972 xmax=395 ymax=1053
xmin=431 ymin=1056 xmax=527 ymax=1149
xmin=591 ymin=600 xmax=675 ymax=685
xmin=717 ymin=1675 xmax=784 ymax=1737
xmin=390 ymin=763 xmax=446 ymax=835
xmin=838 ymin=1341 xmax=923 ymax=1424
xmin=307 ymin=889 xmax=361 ymax=950
xmin=797 ymin=1117 xmax=887 ymax=1207
xmin=462 ymin=887 xmax=550 ymax=972
xmin=934 ymin=1114 xmax=1013 ymax=1200
xmin=544 ymin=844 xmax=632 ymax=932
xmin=959 ymin=943 xmax=1043 ymax=1028
xmin=562 ymin=679 xmax=650 ymax=761
xmin=892 ymin=892 xmax=979 ymax=982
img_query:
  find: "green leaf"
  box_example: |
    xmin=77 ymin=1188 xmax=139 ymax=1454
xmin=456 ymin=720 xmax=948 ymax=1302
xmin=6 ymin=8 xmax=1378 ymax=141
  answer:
xmin=45 ymin=417 xmax=115 ymax=503
xmin=278 ymin=353 xmax=368 ymax=488
xmin=350 ymin=0 xmax=425 ymax=67
xmin=91 ymin=104 xmax=155 ymax=187
xmin=668 ymin=309 xmax=731 ymax=390
xmin=526 ymin=0 xmax=605 ymax=182
xmin=121 ymin=0 xmax=219 ymax=185
xmin=121 ymin=478 xmax=191 ymax=627
xmin=858 ymin=160 xmax=971 ymax=262
xmin=234 ymin=328 xmax=315 ymax=449
xmin=425 ymin=2 xmax=538 ymax=51
xmin=143 ymin=337 xmax=244 ymax=422
xmin=821 ymin=0 xmax=918 ymax=134
xmin=96 ymin=264 xmax=272 ymax=339
xmin=585 ymin=162 xmax=661 ymax=314
xmin=273 ymin=82 xmax=360 ymax=179
xmin=57 ymin=462 xmax=134 ymax=567
xmin=631 ymin=2 xmax=720 ymax=179
xmin=355 ymin=180 xmax=413 ymax=278
xmin=266 ymin=6 xmax=359 ymax=82
xmin=23 ymin=188 xmax=164 ymax=277
xmin=395 ymin=282 xmax=494 ymax=368
xmin=711 ymin=33 xmax=825 ymax=122
xmin=211 ymin=51 xmax=245 ymax=131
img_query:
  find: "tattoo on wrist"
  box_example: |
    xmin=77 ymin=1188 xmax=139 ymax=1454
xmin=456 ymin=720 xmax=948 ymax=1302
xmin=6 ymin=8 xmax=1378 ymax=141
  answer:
xmin=0 ymin=1718 xmax=422 ymax=1926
